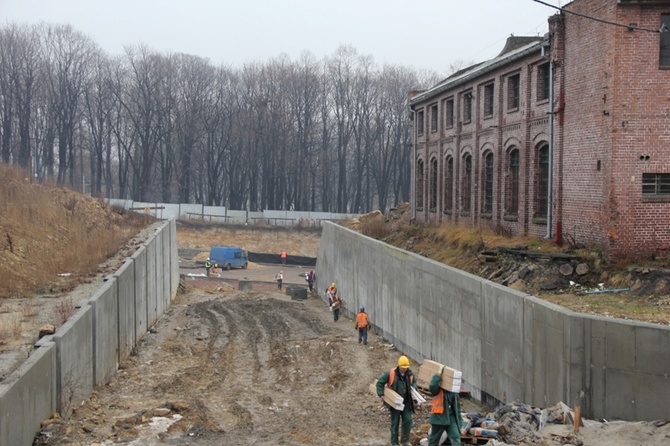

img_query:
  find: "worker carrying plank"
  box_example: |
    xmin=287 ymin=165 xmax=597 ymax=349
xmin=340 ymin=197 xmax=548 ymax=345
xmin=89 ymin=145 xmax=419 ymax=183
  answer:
xmin=426 ymin=361 xmax=464 ymax=446
xmin=376 ymin=356 xmax=418 ymax=446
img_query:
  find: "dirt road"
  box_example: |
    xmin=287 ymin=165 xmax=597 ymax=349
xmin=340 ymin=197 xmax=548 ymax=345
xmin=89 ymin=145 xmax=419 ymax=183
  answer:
xmin=34 ymin=284 xmax=461 ymax=446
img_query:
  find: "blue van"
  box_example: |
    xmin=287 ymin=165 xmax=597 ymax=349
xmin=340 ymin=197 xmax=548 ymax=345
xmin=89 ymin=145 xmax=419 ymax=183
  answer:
xmin=209 ymin=246 xmax=248 ymax=270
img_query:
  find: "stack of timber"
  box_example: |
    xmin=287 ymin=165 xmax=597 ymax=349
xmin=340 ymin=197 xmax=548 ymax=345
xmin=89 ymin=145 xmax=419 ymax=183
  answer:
xmin=417 ymin=359 xmax=462 ymax=393
xmin=330 ymin=300 xmax=346 ymax=311
xmin=369 ymin=381 xmax=404 ymax=410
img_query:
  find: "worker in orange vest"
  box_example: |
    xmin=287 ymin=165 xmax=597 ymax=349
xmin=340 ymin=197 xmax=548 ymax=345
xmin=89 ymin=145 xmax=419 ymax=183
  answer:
xmin=354 ymin=306 xmax=371 ymax=345
xmin=376 ymin=356 xmax=417 ymax=446
xmin=327 ymin=283 xmax=341 ymax=321
xmin=280 ymin=250 xmax=287 ymax=265
xmin=428 ymin=365 xmax=463 ymax=445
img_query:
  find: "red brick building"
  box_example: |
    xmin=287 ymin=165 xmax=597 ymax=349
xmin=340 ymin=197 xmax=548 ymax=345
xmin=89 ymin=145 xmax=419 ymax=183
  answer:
xmin=409 ymin=0 xmax=670 ymax=260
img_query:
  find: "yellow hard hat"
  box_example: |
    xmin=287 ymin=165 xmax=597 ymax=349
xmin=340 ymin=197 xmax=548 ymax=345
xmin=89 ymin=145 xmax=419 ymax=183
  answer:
xmin=331 ymin=282 xmax=336 ymax=288
xmin=398 ymin=355 xmax=410 ymax=368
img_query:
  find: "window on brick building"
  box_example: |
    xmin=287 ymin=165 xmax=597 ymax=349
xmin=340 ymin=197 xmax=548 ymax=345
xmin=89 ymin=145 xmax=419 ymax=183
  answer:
xmin=463 ymin=92 xmax=473 ymax=124
xmin=417 ymin=110 xmax=424 ymax=136
xmin=642 ymin=173 xmax=670 ymax=195
xmin=483 ymin=83 xmax=494 ymax=118
xmin=537 ymin=63 xmax=550 ymax=101
xmin=444 ymin=156 xmax=454 ymax=213
xmin=416 ymin=159 xmax=425 ymax=209
xmin=462 ymin=153 xmax=472 ymax=212
xmin=507 ymin=74 xmax=520 ymax=110
xmin=660 ymin=15 xmax=670 ymax=68
xmin=506 ymin=148 xmax=520 ymax=216
xmin=535 ymin=145 xmax=549 ymax=219
xmin=482 ymin=152 xmax=494 ymax=214
xmin=430 ymin=157 xmax=438 ymax=211
xmin=445 ymin=98 xmax=454 ymax=128
xmin=430 ymin=103 xmax=438 ymax=133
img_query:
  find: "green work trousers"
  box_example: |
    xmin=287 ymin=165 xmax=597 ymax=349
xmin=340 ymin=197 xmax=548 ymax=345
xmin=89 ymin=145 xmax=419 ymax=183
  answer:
xmin=390 ymin=408 xmax=412 ymax=445
xmin=332 ymin=308 xmax=340 ymax=321
xmin=428 ymin=422 xmax=461 ymax=446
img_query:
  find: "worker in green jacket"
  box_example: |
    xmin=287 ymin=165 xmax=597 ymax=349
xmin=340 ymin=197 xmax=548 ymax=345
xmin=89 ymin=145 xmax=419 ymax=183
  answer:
xmin=376 ymin=355 xmax=417 ymax=446
xmin=428 ymin=365 xmax=463 ymax=446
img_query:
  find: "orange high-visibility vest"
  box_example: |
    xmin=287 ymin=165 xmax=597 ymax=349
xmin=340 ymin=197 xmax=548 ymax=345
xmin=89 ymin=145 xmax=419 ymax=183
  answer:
xmin=388 ymin=368 xmax=414 ymax=388
xmin=356 ymin=312 xmax=369 ymax=328
xmin=431 ymin=389 xmax=445 ymax=414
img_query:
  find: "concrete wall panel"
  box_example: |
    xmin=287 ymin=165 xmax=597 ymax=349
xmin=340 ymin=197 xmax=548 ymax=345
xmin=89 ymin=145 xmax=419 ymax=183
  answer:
xmin=161 ymin=221 xmax=171 ymax=309
xmin=53 ymin=305 xmax=93 ymax=418
xmin=170 ymin=219 xmax=179 ymax=297
xmin=0 ymin=343 xmax=56 ymax=446
xmin=155 ymin=225 xmax=165 ymax=317
xmin=114 ymin=259 xmax=135 ymax=362
xmin=132 ymin=246 xmax=147 ymax=342
xmin=145 ymin=236 xmax=158 ymax=327
xmin=88 ymin=279 xmax=118 ymax=385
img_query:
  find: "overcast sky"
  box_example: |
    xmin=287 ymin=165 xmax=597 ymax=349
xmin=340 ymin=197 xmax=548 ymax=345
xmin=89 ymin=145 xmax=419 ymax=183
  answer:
xmin=1 ymin=0 xmax=561 ymax=75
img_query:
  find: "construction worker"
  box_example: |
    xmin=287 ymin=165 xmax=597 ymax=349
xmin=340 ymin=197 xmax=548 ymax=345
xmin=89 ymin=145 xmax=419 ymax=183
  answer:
xmin=275 ymin=270 xmax=284 ymax=290
xmin=280 ymin=250 xmax=287 ymax=265
xmin=306 ymin=269 xmax=315 ymax=292
xmin=327 ymin=283 xmax=340 ymax=322
xmin=428 ymin=365 xmax=463 ymax=446
xmin=376 ymin=355 xmax=417 ymax=446
xmin=355 ymin=306 xmax=370 ymax=345
xmin=204 ymin=258 xmax=212 ymax=277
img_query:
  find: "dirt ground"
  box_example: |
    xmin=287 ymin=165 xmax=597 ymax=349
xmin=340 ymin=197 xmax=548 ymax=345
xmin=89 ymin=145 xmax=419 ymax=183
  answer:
xmin=32 ymin=279 xmax=670 ymax=446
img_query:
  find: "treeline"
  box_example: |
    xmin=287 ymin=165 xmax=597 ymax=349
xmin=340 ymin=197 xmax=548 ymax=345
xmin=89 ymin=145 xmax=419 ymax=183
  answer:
xmin=0 ymin=23 xmax=439 ymax=213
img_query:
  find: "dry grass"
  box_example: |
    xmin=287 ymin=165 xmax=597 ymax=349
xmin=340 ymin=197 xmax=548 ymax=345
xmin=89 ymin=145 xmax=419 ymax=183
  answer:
xmin=52 ymin=297 xmax=76 ymax=326
xmin=0 ymin=164 xmax=150 ymax=299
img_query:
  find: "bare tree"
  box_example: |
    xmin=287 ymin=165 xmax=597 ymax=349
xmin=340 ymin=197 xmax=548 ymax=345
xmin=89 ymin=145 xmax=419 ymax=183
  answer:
xmin=41 ymin=24 xmax=97 ymax=186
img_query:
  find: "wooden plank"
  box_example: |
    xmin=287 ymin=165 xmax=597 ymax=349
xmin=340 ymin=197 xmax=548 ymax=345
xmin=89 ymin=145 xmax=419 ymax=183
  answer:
xmin=418 ymin=359 xmax=462 ymax=392
xmin=369 ymin=381 xmax=404 ymax=410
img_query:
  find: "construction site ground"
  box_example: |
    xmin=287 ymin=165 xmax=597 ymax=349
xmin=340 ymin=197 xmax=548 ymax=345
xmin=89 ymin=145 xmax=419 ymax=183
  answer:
xmin=0 ymin=172 xmax=668 ymax=445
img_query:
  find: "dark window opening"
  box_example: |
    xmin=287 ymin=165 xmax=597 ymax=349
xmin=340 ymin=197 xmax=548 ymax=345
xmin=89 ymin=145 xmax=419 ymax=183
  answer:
xmin=508 ymin=74 xmax=520 ymax=110
xmin=417 ymin=110 xmax=424 ymax=136
xmin=642 ymin=173 xmax=670 ymax=195
xmin=483 ymin=152 xmax=494 ymax=213
xmin=463 ymin=92 xmax=472 ymax=123
xmin=484 ymin=83 xmax=494 ymax=117
xmin=506 ymin=149 xmax=520 ymax=215
xmin=537 ymin=63 xmax=550 ymax=101
xmin=430 ymin=104 xmax=438 ymax=132
xmin=535 ymin=145 xmax=549 ymax=218
xmin=660 ymin=14 xmax=670 ymax=68
xmin=444 ymin=156 xmax=454 ymax=212
xmin=462 ymin=154 xmax=472 ymax=212
xmin=446 ymin=99 xmax=454 ymax=128
xmin=430 ymin=158 xmax=438 ymax=211
xmin=416 ymin=159 xmax=424 ymax=209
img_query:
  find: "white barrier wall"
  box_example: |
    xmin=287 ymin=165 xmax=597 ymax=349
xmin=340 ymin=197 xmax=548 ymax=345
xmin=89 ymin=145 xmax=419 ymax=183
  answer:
xmin=0 ymin=219 xmax=178 ymax=446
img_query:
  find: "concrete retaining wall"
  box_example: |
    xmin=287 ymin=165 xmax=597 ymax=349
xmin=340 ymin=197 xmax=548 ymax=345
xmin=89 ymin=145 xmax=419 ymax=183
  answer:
xmin=0 ymin=219 xmax=178 ymax=446
xmin=316 ymin=222 xmax=670 ymax=421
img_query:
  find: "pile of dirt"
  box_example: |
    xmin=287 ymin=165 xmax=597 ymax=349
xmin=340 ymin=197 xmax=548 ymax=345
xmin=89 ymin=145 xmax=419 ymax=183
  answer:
xmin=343 ymin=203 xmax=670 ymax=326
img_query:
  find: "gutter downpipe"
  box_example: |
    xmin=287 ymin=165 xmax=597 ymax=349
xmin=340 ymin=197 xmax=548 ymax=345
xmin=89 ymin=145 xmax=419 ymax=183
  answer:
xmin=545 ymin=47 xmax=554 ymax=239
xmin=410 ymin=106 xmax=417 ymax=220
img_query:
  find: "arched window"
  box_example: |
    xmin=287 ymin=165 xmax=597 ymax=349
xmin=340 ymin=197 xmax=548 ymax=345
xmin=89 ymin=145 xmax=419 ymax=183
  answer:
xmin=416 ymin=159 xmax=425 ymax=209
xmin=506 ymin=148 xmax=520 ymax=216
xmin=482 ymin=152 xmax=494 ymax=214
xmin=535 ymin=145 xmax=549 ymax=218
xmin=461 ymin=154 xmax=472 ymax=212
xmin=430 ymin=157 xmax=438 ymax=211
xmin=444 ymin=156 xmax=454 ymax=213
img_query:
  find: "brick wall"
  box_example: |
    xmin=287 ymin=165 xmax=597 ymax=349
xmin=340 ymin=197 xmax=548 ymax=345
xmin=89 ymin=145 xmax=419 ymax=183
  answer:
xmin=411 ymin=0 xmax=670 ymax=260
